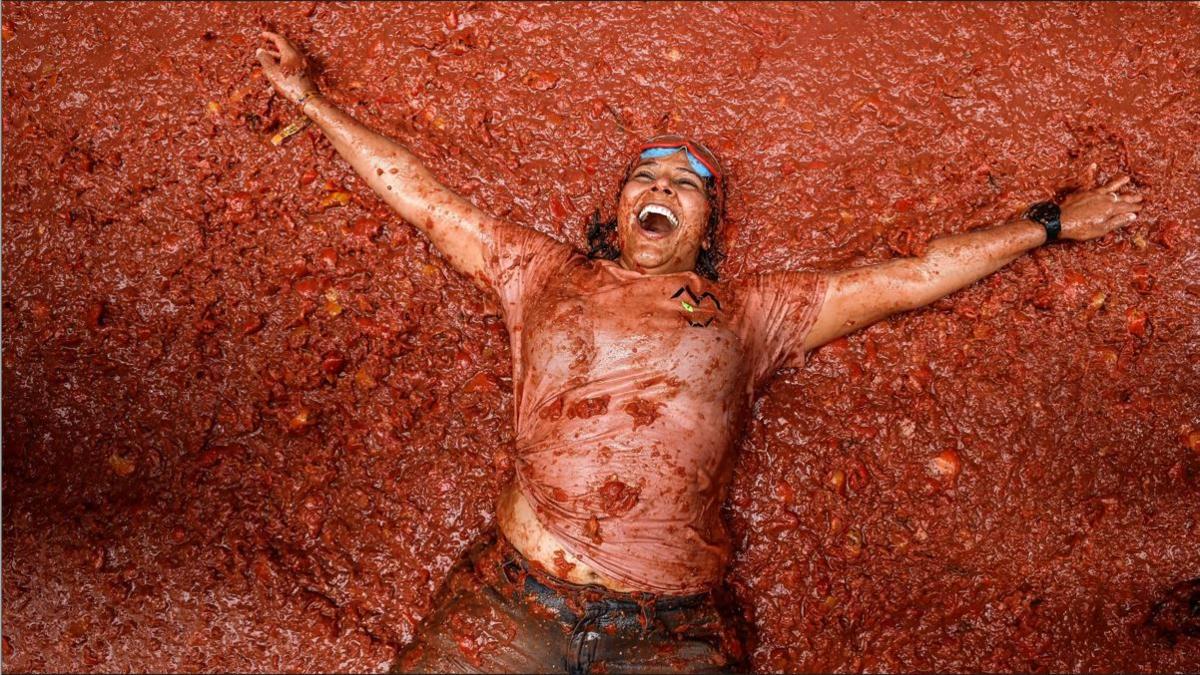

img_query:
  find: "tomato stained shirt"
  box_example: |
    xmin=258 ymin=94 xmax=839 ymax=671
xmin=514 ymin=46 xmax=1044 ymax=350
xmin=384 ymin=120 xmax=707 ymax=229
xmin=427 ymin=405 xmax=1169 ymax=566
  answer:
xmin=484 ymin=222 xmax=827 ymax=594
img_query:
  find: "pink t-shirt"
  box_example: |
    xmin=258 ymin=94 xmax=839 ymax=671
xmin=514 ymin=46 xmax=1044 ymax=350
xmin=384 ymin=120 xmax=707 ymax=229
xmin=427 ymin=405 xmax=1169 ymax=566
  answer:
xmin=485 ymin=223 xmax=827 ymax=594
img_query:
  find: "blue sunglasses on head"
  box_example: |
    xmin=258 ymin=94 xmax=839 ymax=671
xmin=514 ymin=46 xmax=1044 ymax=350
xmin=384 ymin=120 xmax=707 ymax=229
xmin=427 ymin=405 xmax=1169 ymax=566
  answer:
xmin=638 ymin=146 xmax=714 ymax=180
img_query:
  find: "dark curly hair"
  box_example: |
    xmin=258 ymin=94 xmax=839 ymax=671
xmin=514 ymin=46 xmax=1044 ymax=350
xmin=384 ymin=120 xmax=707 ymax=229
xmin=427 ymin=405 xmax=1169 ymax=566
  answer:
xmin=586 ymin=165 xmax=727 ymax=281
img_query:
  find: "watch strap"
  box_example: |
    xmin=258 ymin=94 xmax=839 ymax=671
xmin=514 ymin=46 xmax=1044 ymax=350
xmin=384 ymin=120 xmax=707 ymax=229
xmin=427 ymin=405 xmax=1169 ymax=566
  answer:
xmin=1025 ymin=201 xmax=1062 ymax=242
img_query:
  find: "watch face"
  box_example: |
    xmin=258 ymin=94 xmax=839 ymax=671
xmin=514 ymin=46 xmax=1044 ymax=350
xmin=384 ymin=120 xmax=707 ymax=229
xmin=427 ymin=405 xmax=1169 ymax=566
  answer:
xmin=1028 ymin=201 xmax=1061 ymax=224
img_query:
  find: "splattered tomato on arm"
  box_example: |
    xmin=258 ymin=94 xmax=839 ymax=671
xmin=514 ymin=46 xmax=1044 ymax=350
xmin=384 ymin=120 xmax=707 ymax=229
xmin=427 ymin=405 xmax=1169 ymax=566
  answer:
xmin=258 ymin=31 xmax=538 ymax=294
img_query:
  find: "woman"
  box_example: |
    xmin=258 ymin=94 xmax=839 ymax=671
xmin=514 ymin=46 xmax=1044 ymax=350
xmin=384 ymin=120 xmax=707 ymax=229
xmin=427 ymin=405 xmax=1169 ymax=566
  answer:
xmin=256 ymin=32 xmax=1143 ymax=674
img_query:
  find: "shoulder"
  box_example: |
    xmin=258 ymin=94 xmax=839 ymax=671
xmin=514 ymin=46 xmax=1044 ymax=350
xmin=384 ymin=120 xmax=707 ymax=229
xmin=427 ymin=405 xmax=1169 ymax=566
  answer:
xmin=488 ymin=221 xmax=584 ymax=272
xmin=733 ymin=270 xmax=828 ymax=302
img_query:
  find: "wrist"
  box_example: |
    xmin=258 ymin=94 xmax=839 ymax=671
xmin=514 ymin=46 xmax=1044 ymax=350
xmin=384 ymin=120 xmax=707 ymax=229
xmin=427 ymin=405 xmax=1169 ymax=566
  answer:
xmin=297 ymin=90 xmax=323 ymax=112
xmin=1024 ymin=201 xmax=1062 ymax=244
xmin=1017 ymin=217 xmax=1052 ymax=247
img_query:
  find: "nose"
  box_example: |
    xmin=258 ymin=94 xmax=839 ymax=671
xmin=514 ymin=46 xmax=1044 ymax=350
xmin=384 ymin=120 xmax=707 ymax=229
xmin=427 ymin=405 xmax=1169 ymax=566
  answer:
xmin=651 ymin=175 xmax=673 ymax=196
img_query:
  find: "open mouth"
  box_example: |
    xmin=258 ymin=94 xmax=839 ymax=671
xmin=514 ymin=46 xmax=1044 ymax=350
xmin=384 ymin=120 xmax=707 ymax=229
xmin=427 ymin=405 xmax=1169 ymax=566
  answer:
xmin=637 ymin=204 xmax=679 ymax=237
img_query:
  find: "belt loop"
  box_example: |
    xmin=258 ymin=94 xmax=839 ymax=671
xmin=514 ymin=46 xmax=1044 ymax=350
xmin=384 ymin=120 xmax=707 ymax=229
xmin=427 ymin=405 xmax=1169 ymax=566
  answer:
xmin=567 ymin=603 xmax=603 ymax=675
xmin=637 ymin=593 xmax=657 ymax=637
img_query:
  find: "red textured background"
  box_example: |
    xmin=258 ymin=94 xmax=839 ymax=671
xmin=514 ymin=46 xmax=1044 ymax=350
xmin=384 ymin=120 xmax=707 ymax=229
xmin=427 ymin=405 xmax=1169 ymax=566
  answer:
xmin=3 ymin=2 xmax=1198 ymax=672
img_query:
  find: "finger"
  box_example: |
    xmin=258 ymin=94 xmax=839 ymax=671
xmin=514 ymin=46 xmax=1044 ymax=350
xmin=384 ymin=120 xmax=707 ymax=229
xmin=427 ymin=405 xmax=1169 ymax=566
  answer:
xmin=1120 ymin=193 xmax=1143 ymax=204
xmin=261 ymin=30 xmax=290 ymax=52
xmin=281 ymin=51 xmax=302 ymax=70
xmin=1103 ymin=175 xmax=1130 ymax=192
xmin=256 ymin=47 xmax=282 ymax=60
xmin=1108 ymin=212 xmax=1137 ymax=227
xmin=269 ymin=35 xmax=301 ymax=68
xmin=255 ymin=50 xmax=279 ymax=70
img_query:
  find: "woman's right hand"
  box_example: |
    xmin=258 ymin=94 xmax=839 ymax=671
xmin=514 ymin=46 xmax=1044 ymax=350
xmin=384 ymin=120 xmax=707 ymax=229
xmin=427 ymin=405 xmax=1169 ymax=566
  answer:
xmin=256 ymin=31 xmax=318 ymax=105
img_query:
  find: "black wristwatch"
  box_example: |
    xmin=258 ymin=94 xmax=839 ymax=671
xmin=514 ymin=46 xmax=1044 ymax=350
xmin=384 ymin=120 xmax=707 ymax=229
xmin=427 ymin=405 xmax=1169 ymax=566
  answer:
xmin=1025 ymin=201 xmax=1062 ymax=242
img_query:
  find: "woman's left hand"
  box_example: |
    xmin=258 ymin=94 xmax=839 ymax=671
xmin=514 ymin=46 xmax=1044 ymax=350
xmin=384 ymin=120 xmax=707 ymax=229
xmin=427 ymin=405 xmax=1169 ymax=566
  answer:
xmin=1059 ymin=174 xmax=1144 ymax=241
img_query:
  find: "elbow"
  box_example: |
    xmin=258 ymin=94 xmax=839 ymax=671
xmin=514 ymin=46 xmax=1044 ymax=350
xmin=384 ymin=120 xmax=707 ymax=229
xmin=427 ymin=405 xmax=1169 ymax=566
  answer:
xmin=893 ymin=260 xmax=936 ymax=311
xmin=905 ymin=256 xmax=938 ymax=286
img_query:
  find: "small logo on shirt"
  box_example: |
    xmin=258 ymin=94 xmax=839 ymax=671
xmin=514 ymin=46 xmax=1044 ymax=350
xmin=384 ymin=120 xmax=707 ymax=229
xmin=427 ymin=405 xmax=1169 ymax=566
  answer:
xmin=671 ymin=285 xmax=722 ymax=327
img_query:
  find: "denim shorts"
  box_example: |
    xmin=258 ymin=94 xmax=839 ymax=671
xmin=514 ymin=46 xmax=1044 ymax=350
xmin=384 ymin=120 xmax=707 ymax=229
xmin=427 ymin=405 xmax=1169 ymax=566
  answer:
xmin=391 ymin=530 xmax=750 ymax=674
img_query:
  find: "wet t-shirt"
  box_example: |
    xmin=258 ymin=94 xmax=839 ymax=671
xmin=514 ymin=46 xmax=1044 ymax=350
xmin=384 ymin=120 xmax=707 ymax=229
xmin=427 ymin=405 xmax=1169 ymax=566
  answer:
xmin=484 ymin=222 xmax=827 ymax=594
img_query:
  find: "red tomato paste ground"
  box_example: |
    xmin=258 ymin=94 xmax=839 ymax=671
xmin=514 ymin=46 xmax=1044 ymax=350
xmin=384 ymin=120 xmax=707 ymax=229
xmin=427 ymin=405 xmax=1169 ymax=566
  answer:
xmin=3 ymin=2 xmax=1199 ymax=672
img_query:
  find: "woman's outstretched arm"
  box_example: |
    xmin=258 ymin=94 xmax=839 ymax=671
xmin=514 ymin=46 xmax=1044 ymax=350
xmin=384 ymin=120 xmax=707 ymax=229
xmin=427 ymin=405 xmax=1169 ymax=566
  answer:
xmin=802 ymin=174 xmax=1144 ymax=351
xmin=256 ymin=31 xmax=501 ymax=287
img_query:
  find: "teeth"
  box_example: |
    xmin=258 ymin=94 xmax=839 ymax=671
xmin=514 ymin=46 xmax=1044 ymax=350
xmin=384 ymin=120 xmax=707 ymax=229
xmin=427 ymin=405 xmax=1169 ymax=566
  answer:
xmin=638 ymin=204 xmax=678 ymax=228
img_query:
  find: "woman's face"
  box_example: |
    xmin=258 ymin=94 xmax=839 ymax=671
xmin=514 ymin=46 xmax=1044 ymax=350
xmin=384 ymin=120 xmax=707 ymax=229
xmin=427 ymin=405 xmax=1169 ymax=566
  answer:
xmin=615 ymin=150 xmax=712 ymax=276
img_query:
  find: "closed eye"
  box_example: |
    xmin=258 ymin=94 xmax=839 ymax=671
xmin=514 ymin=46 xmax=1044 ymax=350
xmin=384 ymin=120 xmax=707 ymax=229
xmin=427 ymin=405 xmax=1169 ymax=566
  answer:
xmin=673 ymin=168 xmax=703 ymax=189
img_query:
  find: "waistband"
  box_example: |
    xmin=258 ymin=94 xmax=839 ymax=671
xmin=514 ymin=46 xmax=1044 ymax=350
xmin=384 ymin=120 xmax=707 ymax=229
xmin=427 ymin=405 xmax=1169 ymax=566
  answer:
xmin=479 ymin=531 xmax=713 ymax=628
